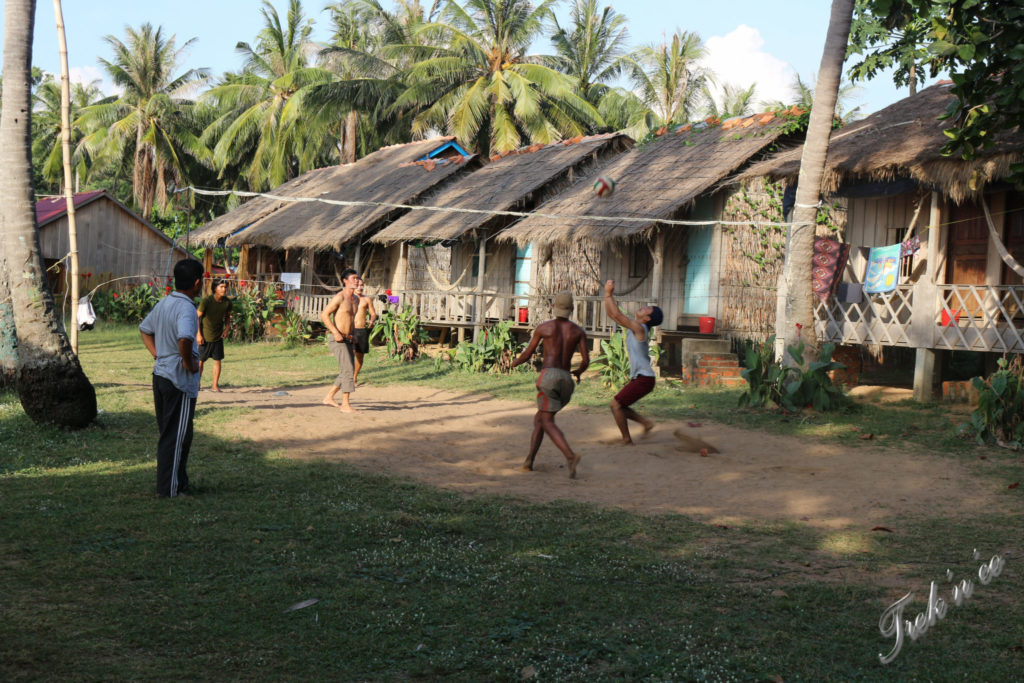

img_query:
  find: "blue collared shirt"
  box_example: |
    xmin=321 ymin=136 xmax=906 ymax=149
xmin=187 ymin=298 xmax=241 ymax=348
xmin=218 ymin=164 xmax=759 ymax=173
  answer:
xmin=139 ymin=291 xmax=200 ymax=398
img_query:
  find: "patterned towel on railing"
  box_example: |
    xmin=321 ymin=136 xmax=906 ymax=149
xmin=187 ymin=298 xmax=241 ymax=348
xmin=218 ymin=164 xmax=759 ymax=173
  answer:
xmin=864 ymin=244 xmax=902 ymax=293
xmin=811 ymin=236 xmax=851 ymax=302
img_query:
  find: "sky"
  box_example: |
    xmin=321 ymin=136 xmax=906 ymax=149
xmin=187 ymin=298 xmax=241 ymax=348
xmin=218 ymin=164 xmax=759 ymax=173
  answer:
xmin=2 ymin=0 xmax=942 ymax=117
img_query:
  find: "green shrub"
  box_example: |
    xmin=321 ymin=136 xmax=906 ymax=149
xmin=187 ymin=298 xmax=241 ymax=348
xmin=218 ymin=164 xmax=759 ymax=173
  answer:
xmin=441 ymin=320 xmax=524 ymax=374
xmin=91 ymin=282 xmax=162 ymax=323
xmin=274 ymin=309 xmax=319 ymax=348
xmin=966 ymin=355 xmax=1024 ymax=448
xmin=229 ymin=283 xmax=284 ymax=343
xmin=371 ymin=304 xmax=429 ymax=361
xmin=739 ymin=334 xmax=848 ymax=412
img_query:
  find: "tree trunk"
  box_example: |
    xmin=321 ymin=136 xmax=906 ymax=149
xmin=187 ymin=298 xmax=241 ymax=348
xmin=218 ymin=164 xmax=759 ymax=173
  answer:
xmin=0 ymin=261 xmax=16 ymax=389
xmin=340 ymin=110 xmax=358 ymax=164
xmin=779 ymin=0 xmax=854 ymax=367
xmin=0 ymin=0 xmax=96 ymax=428
xmin=54 ymin=0 xmax=81 ymax=353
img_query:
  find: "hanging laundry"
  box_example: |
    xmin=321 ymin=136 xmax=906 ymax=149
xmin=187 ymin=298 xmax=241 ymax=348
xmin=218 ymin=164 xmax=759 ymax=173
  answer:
xmin=811 ymin=236 xmax=851 ymax=302
xmin=901 ymin=235 xmax=921 ymax=257
xmin=864 ymin=244 xmax=902 ymax=293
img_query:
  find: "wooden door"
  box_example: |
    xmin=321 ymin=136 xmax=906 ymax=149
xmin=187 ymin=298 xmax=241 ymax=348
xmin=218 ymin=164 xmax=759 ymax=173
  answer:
xmin=945 ymin=201 xmax=988 ymax=317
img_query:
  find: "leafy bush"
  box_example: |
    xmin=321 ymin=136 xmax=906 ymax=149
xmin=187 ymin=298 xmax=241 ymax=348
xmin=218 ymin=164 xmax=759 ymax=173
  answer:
xmin=371 ymin=304 xmax=429 ymax=361
xmin=274 ymin=309 xmax=319 ymax=348
xmin=440 ymin=320 xmax=524 ymax=374
xmin=591 ymin=330 xmax=661 ymax=390
xmin=739 ymin=335 xmax=848 ymax=412
xmin=229 ymin=283 xmax=284 ymax=343
xmin=966 ymin=355 xmax=1024 ymax=449
xmin=91 ymin=282 xmax=164 ymax=323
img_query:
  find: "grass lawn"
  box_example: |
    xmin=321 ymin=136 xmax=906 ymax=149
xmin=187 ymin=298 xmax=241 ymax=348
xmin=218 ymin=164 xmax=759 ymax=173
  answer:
xmin=2 ymin=325 xmax=1021 ymax=680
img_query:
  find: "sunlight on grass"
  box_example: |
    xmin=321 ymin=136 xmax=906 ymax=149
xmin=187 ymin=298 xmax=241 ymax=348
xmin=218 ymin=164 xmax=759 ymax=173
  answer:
xmin=820 ymin=531 xmax=874 ymax=555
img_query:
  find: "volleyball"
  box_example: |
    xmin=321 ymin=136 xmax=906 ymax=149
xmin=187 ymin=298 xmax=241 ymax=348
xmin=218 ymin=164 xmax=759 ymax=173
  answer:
xmin=593 ymin=175 xmax=616 ymax=198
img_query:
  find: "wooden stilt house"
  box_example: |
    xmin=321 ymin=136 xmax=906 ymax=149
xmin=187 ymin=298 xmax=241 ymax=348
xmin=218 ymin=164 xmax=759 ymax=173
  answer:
xmin=187 ymin=138 xmax=475 ymax=299
xmin=742 ymin=83 xmax=1024 ymax=399
xmin=499 ymin=112 xmax=806 ymax=368
xmin=368 ymin=133 xmax=632 ymax=342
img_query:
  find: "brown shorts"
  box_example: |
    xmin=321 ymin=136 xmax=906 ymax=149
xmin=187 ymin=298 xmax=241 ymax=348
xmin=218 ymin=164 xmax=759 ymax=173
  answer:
xmin=536 ymin=368 xmax=575 ymax=413
xmin=614 ymin=375 xmax=655 ymax=408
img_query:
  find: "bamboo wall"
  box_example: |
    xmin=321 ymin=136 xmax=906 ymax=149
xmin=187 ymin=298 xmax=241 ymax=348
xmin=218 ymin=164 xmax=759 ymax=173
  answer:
xmin=39 ymin=197 xmax=189 ymax=293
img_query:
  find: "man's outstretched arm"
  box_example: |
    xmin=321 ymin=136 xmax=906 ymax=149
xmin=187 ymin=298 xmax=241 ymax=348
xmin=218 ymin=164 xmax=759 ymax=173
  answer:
xmin=603 ymin=280 xmax=645 ymax=340
xmin=573 ymin=333 xmax=590 ymax=381
xmin=511 ymin=327 xmax=543 ymax=369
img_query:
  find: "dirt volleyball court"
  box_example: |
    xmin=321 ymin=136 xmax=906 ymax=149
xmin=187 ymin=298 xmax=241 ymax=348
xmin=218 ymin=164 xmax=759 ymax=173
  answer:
xmin=197 ymin=382 xmax=1013 ymax=530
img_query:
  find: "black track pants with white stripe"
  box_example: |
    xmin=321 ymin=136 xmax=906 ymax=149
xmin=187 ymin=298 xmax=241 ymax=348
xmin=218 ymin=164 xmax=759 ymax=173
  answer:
xmin=153 ymin=374 xmax=196 ymax=497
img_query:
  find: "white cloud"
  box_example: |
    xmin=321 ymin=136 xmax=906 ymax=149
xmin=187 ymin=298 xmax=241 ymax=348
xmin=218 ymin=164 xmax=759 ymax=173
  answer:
xmin=700 ymin=25 xmax=796 ymax=113
xmin=67 ymin=65 xmax=120 ymax=96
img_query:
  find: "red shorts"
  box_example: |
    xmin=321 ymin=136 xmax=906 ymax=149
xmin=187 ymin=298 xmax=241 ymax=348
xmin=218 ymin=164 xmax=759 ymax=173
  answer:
xmin=614 ymin=375 xmax=655 ymax=408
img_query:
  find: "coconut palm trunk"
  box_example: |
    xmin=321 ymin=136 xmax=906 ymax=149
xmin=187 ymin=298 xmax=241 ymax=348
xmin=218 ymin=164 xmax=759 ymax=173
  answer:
xmin=0 ymin=0 xmax=96 ymax=428
xmin=780 ymin=0 xmax=854 ymax=366
xmin=54 ymin=0 xmax=82 ymax=353
xmin=0 ymin=269 xmax=16 ymax=389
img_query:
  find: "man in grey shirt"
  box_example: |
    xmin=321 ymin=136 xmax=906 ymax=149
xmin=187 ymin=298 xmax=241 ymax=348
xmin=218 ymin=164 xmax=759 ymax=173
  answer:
xmin=140 ymin=259 xmax=203 ymax=497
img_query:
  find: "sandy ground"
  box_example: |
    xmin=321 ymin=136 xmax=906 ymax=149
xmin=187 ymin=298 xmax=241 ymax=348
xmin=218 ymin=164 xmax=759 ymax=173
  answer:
xmin=198 ymin=382 xmax=1005 ymax=529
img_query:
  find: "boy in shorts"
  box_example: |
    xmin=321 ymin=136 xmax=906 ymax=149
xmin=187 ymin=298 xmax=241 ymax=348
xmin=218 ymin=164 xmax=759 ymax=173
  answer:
xmin=510 ymin=292 xmax=589 ymax=478
xmin=196 ymin=279 xmax=232 ymax=392
xmin=603 ymin=280 xmax=663 ymax=444
xmin=352 ymin=279 xmax=377 ymax=385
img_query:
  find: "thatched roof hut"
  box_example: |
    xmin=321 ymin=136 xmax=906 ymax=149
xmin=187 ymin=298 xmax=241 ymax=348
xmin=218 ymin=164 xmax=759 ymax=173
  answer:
xmin=370 ymin=133 xmax=631 ymax=245
xmin=740 ymin=82 xmax=1024 ymax=203
xmin=499 ymin=113 xmax=798 ymax=245
xmin=188 ymin=137 xmax=474 ymax=250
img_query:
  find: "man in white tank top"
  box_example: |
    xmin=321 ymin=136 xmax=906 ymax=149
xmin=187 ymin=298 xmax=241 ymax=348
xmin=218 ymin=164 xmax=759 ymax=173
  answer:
xmin=603 ymin=280 xmax=663 ymax=445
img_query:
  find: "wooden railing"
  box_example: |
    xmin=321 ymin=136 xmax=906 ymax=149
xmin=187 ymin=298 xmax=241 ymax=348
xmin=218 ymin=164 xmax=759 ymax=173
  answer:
xmin=294 ymin=289 xmax=651 ymax=338
xmin=815 ymin=282 xmax=1024 ymax=353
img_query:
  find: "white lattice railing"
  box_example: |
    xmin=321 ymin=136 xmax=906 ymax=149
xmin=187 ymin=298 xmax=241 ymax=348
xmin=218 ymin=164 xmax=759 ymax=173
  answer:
xmin=933 ymin=285 xmax=1024 ymax=353
xmin=816 ymin=283 xmax=1024 ymax=353
xmin=815 ymin=285 xmax=915 ymax=347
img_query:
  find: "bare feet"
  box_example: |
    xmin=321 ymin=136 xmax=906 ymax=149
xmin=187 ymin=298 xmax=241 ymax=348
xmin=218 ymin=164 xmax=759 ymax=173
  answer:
xmin=322 ymin=398 xmax=341 ymax=408
xmin=519 ymin=464 xmax=533 ymax=472
xmin=601 ymin=437 xmax=633 ymax=446
xmin=566 ymin=452 xmax=581 ymax=479
xmin=211 ymin=387 xmax=223 ymax=393
xmin=640 ymin=420 xmax=654 ymax=439
xmin=338 ymin=404 xmax=357 ymax=413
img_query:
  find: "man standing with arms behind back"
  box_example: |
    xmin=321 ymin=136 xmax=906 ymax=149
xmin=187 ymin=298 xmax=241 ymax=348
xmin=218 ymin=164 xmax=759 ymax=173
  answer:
xmin=511 ymin=292 xmax=589 ymax=478
xmin=196 ymin=279 xmax=232 ymax=392
xmin=321 ymin=268 xmax=360 ymax=413
xmin=139 ymin=259 xmax=204 ymax=497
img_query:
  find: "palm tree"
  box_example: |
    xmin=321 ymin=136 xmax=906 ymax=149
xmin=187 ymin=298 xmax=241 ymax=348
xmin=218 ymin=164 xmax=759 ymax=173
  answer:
xmin=763 ymin=73 xmax=863 ymax=123
xmin=703 ymin=82 xmax=758 ymax=119
xmin=0 ymin=0 xmax=96 ymax=427
xmin=781 ymin=0 xmax=855 ymax=366
xmin=311 ymin=0 xmax=426 ymax=163
xmin=76 ymin=24 xmax=209 ymax=217
xmin=32 ymin=79 xmax=104 ymax=192
xmin=625 ymin=29 xmax=712 ymax=134
xmin=549 ymin=0 xmax=629 ymax=105
xmin=394 ymin=0 xmax=602 ymax=155
xmin=202 ymin=0 xmax=335 ymax=190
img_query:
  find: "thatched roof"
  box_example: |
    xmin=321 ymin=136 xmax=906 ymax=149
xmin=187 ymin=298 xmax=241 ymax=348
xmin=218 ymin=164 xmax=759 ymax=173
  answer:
xmin=369 ymin=133 xmax=631 ymax=244
xmin=188 ymin=138 xmax=474 ymax=250
xmin=740 ymin=83 xmax=1024 ymax=203
xmin=499 ymin=113 xmax=797 ymax=245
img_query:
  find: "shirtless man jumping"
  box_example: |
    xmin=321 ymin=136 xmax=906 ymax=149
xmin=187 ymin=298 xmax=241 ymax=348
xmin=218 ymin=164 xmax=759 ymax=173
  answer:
xmin=321 ymin=268 xmax=360 ymax=413
xmin=352 ymin=278 xmax=378 ymax=386
xmin=510 ymin=291 xmax=589 ymax=479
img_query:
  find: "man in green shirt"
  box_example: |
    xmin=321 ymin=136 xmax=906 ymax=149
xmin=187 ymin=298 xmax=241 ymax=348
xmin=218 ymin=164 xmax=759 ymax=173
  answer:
xmin=196 ymin=279 xmax=232 ymax=392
